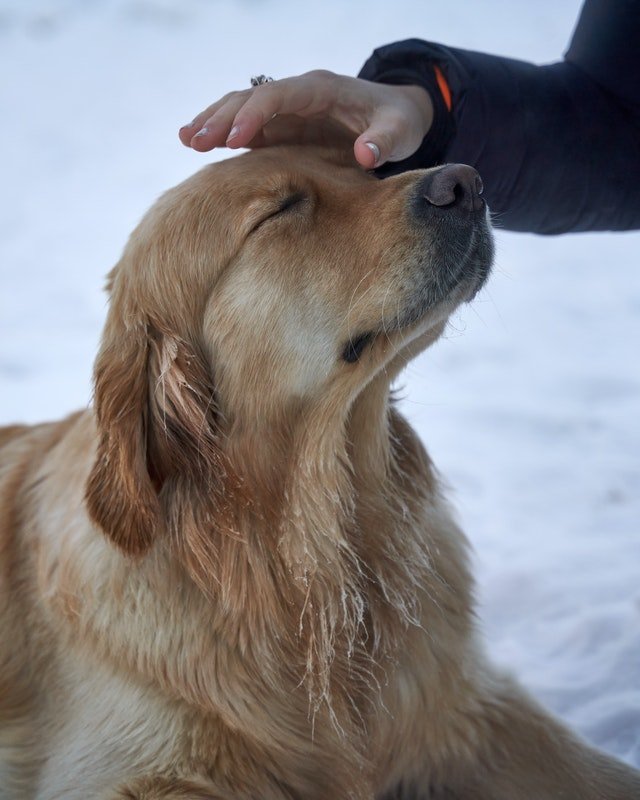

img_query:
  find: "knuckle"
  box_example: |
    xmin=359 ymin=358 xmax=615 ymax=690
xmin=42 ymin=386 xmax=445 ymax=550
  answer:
xmin=246 ymin=86 xmax=280 ymax=113
xmin=307 ymin=70 xmax=338 ymax=97
xmin=224 ymin=89 xmax=250 ymax=104
xmin=251 ymin=81 xmax=275 ymax=96
xmin=246 ymin=83 xmax=277 ymax=110
xmin=306 ymin=69 xmax=336 ymax=82
xmin=235 ymin=105 xmax=267 ymax=127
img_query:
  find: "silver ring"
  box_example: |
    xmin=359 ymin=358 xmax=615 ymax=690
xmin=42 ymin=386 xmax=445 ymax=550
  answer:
xmin=250 ymin=75 xmax=274 ymax=87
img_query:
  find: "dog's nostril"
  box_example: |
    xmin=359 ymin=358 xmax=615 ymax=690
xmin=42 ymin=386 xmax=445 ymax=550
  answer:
xmin=419 ymin=164 xmax=484 ymax=213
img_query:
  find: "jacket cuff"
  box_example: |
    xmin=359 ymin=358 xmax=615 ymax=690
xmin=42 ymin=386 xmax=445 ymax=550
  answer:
xmin=358 ymin=39 xmax=457 ymax=176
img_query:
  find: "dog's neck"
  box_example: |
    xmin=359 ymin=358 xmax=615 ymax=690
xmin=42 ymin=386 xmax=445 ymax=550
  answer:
xmin=165 ymin=376 xmax=437 ymax=710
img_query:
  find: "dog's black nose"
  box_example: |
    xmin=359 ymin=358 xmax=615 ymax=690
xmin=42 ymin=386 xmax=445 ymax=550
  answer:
xmin=419 ymin=164 xmax=484 ymax=213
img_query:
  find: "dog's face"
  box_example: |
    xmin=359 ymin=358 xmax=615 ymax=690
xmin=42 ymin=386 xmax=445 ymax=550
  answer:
xmin=86 ymin=147 xmax=493 ymax=554
xmin=168 ymin=148 xmax=491 ymax=417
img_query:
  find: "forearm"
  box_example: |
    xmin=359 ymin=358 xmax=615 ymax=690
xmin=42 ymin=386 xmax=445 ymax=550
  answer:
xmin=360 ymin=36 xmax=640 ymax=234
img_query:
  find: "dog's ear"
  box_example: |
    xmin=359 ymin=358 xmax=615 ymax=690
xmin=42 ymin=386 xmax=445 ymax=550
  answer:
xmin=144 ymin=326 xmax=222 ymax=490
xmin=86 ymin=277 xmax=221 ymax=557
xmin=86 ymin=313 xmax=161 ymax=556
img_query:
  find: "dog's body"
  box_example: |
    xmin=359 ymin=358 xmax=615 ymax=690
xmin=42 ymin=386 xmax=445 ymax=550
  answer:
xmin=1 ymin=148 xmax=638 ymax=799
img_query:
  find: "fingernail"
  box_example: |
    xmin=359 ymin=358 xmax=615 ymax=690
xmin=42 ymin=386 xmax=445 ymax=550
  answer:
xmin=194 ymin=127 xmax=209 ymax=138
xmin=226 ymin=125 xmax=240 ymax=143
xmin=365 ymin=142 xmax=381 ymax=166
xmin=180 ymin=122 xmax=195 ymax=130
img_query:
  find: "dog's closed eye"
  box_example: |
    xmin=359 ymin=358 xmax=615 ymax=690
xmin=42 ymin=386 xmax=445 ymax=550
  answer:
xmin=251 ymin=191 xmax=307 ymax=233
xmin=277 ymin=191 xmax=306 ymax=214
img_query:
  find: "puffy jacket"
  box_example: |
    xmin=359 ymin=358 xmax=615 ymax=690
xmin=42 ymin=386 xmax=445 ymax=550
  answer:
xmin=359 ymin=0 xmax=640 ymax=234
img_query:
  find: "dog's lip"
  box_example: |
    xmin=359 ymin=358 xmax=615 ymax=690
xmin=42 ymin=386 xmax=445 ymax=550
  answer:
xmin=342 ymin=331 xmax=375 ymax=363
xmin=464 ymin=264 xmax=491 ymax=303
xmin=432 ymin=215 xmax=493 ymax=303
xmin=378 ymin=219 xmax=493 ymax=335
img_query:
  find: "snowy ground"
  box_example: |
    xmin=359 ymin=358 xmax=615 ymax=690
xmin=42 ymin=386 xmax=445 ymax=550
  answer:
xmin=1 ymin=0 xmax=639 ymax=769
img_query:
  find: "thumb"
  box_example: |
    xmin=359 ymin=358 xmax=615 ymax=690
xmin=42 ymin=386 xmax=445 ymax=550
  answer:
xmin=354 ymin=103 xmax=427 ymax=169
xmin=354 ymin=115 xmax=414 ymax=169
xmin=354 ymin=129 xmax=394 ymax=169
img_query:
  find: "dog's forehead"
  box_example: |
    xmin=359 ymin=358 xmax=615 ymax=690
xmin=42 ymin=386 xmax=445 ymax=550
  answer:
xmin=199 ymin=147 xmax=374 ymax=197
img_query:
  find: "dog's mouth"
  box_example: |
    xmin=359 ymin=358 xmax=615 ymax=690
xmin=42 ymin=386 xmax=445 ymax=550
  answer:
xmin=397 ymin=213 xmax=494 ymax=330
xmin=340 ymin=209 xmax=493 ymax=365
xmin=342 ymin=332 xmax=376 ymax=363
xmin=341 ymin=219 xmax=493 ymax=365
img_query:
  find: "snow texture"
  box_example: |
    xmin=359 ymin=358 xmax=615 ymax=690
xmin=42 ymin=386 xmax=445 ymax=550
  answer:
xmin=1 ymin=0 xmax=638 ymax=769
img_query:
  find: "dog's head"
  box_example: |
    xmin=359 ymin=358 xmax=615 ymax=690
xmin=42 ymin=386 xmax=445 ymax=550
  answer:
xmin=86 ymin=146 xmax=493 ymax=561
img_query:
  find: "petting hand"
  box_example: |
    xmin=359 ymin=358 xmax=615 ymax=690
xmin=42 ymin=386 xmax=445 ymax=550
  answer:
xmin=179 ymin=70 xmax=433 ymax=169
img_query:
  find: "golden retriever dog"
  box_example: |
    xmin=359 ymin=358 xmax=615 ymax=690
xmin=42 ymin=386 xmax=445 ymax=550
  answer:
xmin=1 ymin=146 xmax=638 ymax=800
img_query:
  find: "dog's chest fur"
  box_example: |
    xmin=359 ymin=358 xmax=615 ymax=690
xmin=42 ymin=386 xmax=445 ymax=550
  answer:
xmin=0 ymin=408 xmax=475 ymax=799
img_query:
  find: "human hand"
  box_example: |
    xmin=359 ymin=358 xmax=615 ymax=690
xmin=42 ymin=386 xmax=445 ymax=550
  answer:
xmin=178 ymin=70 xmax=433 ymax=170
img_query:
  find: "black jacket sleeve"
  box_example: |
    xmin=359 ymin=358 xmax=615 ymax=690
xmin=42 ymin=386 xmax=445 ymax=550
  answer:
xmin=358 ymin=0 xmax=640 ymax=234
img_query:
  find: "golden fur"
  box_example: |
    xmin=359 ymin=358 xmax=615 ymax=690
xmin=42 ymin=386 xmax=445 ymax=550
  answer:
xmin=1 ymin=147 xmax=638 ymax=799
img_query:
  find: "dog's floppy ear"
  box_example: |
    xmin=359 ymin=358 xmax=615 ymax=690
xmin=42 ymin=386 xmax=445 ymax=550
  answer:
xmin=86 ymin=311 xmax=161 ymax=556
xmin=86 ymin=267 xmax=221 ymax=557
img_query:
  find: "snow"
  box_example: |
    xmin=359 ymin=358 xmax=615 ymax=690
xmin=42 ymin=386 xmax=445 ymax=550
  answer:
xmin=1 ymin=0 xmax=639 ymax=769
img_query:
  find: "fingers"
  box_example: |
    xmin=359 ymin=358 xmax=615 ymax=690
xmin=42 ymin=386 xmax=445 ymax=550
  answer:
xmin=179 ymin=72 xmax=339 ymax=152
xmin=178 ymin=100 xmax=224 ymax=146
xmin=178 ymin=87 xmax=281 ymax=152
xmin=178 ymin=91 xmax=252 ymax=152
xmin=178 ymin=75 xmax=433 ymax=172
xmin=245 ymin=115 xmax=354 ymax=153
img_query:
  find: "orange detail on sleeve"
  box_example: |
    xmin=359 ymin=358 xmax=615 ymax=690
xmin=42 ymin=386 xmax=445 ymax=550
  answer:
xmin=434 ymin=64 xmax=452 ymax=112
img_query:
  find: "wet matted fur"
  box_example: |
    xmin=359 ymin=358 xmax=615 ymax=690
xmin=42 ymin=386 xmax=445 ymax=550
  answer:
xmin=1 ymin=147 xmax=638 ymax=799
